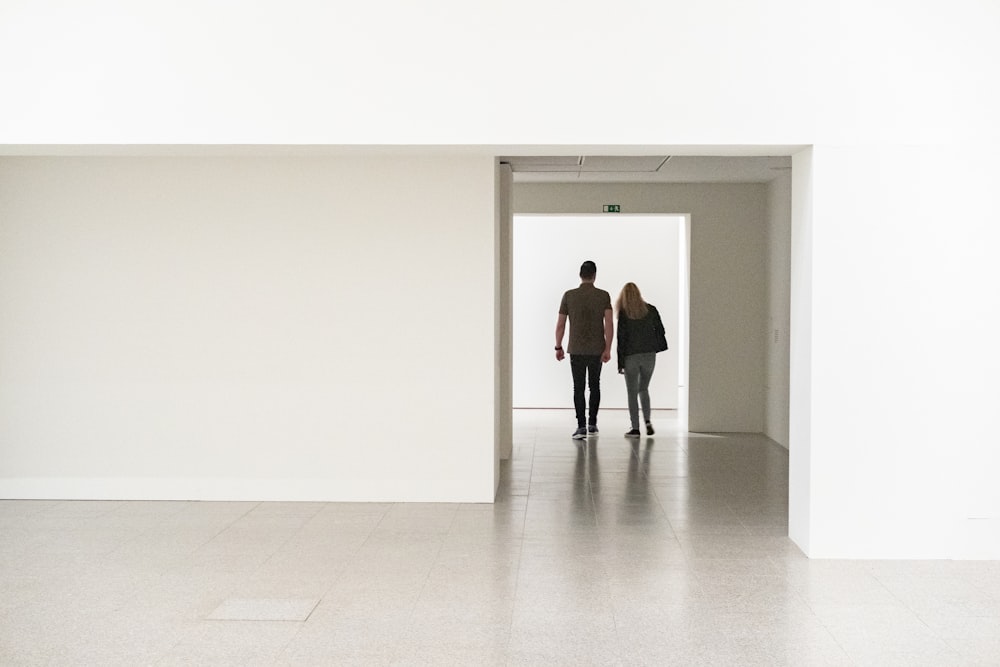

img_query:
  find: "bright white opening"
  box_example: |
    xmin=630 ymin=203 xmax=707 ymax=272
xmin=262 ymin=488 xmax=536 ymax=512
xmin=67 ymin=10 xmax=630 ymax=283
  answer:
xmin=513 ymin=214 xmax=688 ymax=422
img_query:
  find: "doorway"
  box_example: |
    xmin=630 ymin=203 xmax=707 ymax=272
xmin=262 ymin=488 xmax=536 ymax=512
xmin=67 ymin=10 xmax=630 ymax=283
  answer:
xmin=512 ymin=214 xmax=689 ymax=426
xmin=495 ymin=154 xmax=792 ymax=501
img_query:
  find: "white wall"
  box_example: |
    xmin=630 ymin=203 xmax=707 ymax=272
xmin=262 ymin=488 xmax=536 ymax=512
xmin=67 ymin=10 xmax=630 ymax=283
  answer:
xmin=765 ymin=172 xmax=792 ymax=448
xmin=495 ymin=163 xmax=514 ymax=465
xmin=2 ymin=0 xmax=999 ymax=557
xmin=788 ymin=148 xmax=814 ymax=553
xmin=514 ymin=184 xmax=768 ymax=434
xmin=0 ymin=155 xmax=497 ymax=502
xmin=801 ymin=144 xmax=1000 ymax=558
xmin=513 ymin=215 xmax=682 ymax=412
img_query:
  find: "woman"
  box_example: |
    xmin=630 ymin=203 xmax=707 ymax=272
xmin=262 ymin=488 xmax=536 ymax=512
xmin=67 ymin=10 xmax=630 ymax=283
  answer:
xmin=616 ymin=282 xmax=668 ymax=438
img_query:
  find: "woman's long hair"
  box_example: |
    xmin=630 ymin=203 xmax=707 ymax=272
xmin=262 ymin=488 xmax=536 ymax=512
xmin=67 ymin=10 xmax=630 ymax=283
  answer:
xmin=617 ymin=282 xmax=649 ymax=320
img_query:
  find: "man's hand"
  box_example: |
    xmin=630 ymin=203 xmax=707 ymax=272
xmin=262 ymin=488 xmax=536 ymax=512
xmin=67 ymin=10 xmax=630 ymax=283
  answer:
xmin=601 ymin=350 xmax=611 ymax=363
xmin=555 ymin=313 xmax=568 ymax=363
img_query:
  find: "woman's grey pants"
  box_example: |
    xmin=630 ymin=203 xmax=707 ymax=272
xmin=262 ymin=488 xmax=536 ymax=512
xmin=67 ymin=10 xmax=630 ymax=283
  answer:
xmin=623 ymin=352 xmax=656 ymax=429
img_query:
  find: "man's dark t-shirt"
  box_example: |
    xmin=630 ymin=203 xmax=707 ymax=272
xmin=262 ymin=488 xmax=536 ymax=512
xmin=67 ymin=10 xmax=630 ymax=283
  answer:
xmin=559 ymin=283 xmax=612 ymax=355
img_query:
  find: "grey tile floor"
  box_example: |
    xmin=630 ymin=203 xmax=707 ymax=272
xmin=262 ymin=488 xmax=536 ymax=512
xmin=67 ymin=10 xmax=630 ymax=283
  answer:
xmin=1 ymin=409 xmax=999 ymax=666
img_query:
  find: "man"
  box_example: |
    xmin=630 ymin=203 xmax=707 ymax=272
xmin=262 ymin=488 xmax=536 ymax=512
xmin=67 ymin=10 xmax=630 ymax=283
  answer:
xmin=555 ymin=260 xmax=614 ymax=440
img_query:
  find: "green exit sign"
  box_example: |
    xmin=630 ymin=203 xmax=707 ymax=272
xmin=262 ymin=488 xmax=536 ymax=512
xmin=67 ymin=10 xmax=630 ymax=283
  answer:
xmin=603 ymin=204 xmax=621 ymax=213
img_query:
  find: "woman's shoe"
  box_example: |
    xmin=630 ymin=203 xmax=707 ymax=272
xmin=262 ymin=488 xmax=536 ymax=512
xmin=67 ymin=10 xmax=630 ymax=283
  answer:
xmin=625 ymin=429 xmax=641 ymax=438
xmin=645 ymin=421 xmax=655 ymax=436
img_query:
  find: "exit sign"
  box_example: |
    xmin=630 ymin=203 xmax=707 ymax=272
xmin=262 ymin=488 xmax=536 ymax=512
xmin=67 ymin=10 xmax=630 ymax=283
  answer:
xmin=603 ymin=204 xmax=621 ymax=213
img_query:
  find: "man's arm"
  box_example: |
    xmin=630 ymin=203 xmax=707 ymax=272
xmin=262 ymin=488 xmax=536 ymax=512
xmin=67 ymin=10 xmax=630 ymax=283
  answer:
xmin=555 ymin=313 xmax=567 ymax=361
xmin=602 ymin=308 xmax=613 ymax=363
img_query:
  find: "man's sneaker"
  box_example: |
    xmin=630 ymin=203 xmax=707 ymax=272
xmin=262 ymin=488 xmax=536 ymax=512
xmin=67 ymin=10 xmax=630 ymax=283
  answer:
xmin=572 ymin=427 xmax=587 ymax=440
xmin=625 ymin=429 xmax=641 ymax=438
xmin=645 ymin=421 xmax=655 ymax=436
xmin=587 ymin=425 xmax=599 ymax=436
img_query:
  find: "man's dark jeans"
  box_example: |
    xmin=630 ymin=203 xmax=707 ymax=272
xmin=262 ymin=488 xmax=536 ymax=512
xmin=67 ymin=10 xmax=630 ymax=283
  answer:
xmin=570 ymin=354 xmax=603 ymax=428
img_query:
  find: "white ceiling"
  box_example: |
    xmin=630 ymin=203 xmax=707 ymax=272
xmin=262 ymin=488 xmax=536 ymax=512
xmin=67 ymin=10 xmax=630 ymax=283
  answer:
xmin=501 ymin=155 xmax=792 ymax=184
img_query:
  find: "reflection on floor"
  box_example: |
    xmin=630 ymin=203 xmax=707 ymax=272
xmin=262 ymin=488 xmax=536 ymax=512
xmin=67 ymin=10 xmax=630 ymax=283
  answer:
xmin=1 ymin=409 xmax=998 ymax=665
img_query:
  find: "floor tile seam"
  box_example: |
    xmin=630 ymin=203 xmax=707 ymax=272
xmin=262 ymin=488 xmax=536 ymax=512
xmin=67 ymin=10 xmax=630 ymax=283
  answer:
xmin=490 ymin=537 xmax=522 ymax=658
xmin=585 ymin=450 xmax=600 ymax=519
xmin=386 ymin=519 xmax=490 ymax=664
xmin=604 ymin=602 xmax=633 ymax=664
xmin=869 ymin=571 xmax=940 ymax=620
xmin=239 ymin=510 xmax=352 ymax=601
xmin=149 ymin=630 xmax=186 ymax=665
xmin=186 ymin=501 xmax=265 ymax=556
xmin=270 ymin=611 xmax=318 ymax=665
xmin=867 ymin=570 xmax=946 ymax=638
xmin=800 ymin=595 xmax=909 ymax=661
xmin=498 ymin=443 xmax=539 ymax=658
xmin=522 ymin=437 xmax=539 ymax=500
xmin=941 ymin=635 xmax=1000 ymax=661
xmin=100 ymin=505 xmax=212 ymax=568
xmin=734 ymin=512 xmax=781 ymax=536
xmin=354 ymin=503 xmax=401 ymax=552
xmin=511 ymin=430 xmax=582 ymax=652
xmin=388 ymin=512 xmax=462 ymax=599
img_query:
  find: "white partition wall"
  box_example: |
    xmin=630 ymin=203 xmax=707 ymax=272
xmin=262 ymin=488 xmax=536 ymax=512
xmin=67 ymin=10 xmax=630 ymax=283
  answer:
xmin=513 ymin=215 xmax=683 ymax=411
xmin=765 ymin=172 xmax=792 ymax=449
xmin=0 ymin=155 xmax=497 ymax=502
xmin=794 ymin=144 xmax=1000 ymax=558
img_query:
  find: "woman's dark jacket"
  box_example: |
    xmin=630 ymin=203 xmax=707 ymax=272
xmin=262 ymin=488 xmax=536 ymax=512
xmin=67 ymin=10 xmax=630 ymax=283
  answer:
xmin=616 ymin=304 xmax=668 ymax=372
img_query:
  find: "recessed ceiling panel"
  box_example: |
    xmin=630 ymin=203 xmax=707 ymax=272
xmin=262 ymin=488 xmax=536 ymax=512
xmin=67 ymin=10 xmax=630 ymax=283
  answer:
xmin=579 ymin=156 xmax=668 ymax=172
xmin=508 ymin=155 xmax=792 ymax=183
xmin=502 ymin=156 xmax=580 ymax=171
